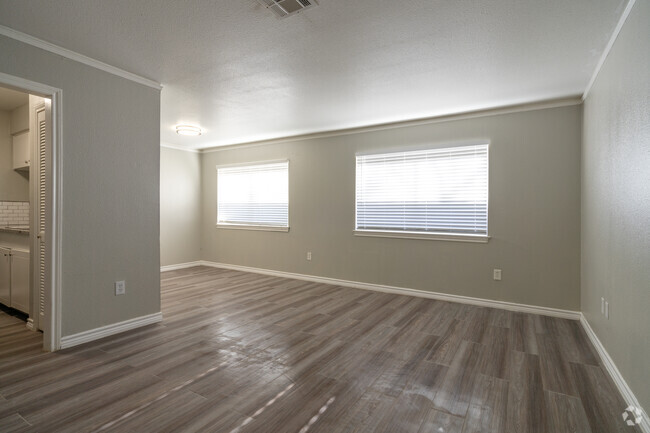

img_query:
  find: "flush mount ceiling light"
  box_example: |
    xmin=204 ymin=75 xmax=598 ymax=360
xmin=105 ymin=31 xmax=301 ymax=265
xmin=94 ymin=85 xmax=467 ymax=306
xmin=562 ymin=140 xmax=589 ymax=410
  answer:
xmin=257 ymin=0 xmax=318 ymax=18
xmin=175 ymin=124 xmax=202 ymax=136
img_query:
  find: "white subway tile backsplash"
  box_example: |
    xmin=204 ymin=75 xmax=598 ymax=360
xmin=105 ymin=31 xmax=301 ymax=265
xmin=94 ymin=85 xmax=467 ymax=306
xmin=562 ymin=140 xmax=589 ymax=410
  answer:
xmin=0 ymin=201 xmax=29 ymax=226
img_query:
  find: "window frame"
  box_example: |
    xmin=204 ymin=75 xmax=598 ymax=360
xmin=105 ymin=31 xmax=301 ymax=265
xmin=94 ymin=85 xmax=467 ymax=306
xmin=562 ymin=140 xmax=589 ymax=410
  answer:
xmin=216 ymin=159 xmax=290 ymax=232
xmin=354 ymin=143 xmax=490 ymax=243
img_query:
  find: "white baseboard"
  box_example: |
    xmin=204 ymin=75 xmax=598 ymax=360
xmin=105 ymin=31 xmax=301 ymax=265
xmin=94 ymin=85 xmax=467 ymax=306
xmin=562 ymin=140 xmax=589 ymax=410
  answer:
xmin=197 ymin=261 xmax=581 ymax=320
xmin=160 ymin=261 xmax=203 ymax=272
xmin=580 ymin=314 xmax=649 ymax=432
xmin=60 ymin=312 xmax=163 ymax=349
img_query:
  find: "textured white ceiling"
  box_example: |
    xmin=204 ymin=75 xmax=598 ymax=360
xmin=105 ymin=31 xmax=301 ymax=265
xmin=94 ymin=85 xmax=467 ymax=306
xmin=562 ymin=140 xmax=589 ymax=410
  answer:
xmin=0 ymin=0 xmax=628 ymax=148
xmin=0 ymin=86 xmax=28 ymax=111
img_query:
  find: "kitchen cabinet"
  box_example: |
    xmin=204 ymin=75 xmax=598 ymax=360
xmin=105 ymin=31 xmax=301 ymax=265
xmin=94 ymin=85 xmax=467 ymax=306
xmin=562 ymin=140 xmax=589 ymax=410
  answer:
xmin=13 ymin=131 xmax=30 ymax=171
xmin=0 ymin=247 xmax=30 ymax=314
xmin=10 ymin=103 xmax=29 ymax=135
xmin=11 ymin=250 xmax=30 ymax=313
xmin=0 ymin=247 xmax=10 ymax=306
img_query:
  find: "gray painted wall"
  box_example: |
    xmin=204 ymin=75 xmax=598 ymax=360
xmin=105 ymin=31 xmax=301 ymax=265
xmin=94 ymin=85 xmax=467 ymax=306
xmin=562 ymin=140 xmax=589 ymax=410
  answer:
xmin=0 ymin=109 xmax=29 ymax=201
xmin=160 ymin=147 xmax=201 ymax=267
xmin=0 ymin=35 xmax=161 ymax=336
xmin=200 ymin=105 xmax=582 ymax=311
xmin=582 ymin=0 xmax=650 ymax=411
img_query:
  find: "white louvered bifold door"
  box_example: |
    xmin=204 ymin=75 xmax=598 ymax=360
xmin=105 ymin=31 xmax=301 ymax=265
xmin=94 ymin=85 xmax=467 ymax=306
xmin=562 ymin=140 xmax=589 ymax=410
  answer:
xmin=36 ymin=108 xmax=47 ymax=330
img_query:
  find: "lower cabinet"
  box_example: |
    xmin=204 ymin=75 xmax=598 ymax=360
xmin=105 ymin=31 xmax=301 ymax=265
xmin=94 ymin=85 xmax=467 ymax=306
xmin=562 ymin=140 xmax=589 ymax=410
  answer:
xmin=0 ymin=247 xmax=30 ymax=315
xmin=11 ymin=250 xmax=30 ymax=313
xmin=0 ymin=247 xmax=10 ymax=306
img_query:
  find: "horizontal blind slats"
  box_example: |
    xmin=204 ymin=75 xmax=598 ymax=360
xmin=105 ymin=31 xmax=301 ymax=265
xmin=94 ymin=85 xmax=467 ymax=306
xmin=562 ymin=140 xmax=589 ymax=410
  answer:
xmin=356 ymin=144 xmax=488 ymax=235
xmin=218 ymin=162 xmax=289 ymax=227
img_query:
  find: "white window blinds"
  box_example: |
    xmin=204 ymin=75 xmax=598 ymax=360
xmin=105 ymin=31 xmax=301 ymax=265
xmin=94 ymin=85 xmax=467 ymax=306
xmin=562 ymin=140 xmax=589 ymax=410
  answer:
xmin=217 ymin=161 xmax=289 ymax=228
xmin=356 ymin=144 xmax=488 ymax=236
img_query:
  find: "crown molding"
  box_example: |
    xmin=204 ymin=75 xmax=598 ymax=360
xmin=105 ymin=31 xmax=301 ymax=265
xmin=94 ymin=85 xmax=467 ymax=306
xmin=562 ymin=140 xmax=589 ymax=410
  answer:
xmin=582 ymin=0 xmax=637 ymax=101
xmin=160 ymin=142 xmax=201 ymax=153
xmin=0 ymin=25 xmax=162 ymax=91
xmin=200 ymin=96 xmax=582 ymax=153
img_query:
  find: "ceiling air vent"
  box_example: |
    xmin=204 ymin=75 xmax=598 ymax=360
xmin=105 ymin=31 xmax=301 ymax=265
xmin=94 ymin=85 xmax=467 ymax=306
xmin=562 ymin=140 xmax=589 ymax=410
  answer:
xmin=257 ymin=0 xmax=318 ymax=18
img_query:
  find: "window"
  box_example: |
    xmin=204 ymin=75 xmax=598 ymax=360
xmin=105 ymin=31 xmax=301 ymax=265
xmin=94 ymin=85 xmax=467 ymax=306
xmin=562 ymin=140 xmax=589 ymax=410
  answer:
xmin=217 ymin=161 xmax=289 ymax=231
xmin=355 ymin=144 xmax=489 ymax=241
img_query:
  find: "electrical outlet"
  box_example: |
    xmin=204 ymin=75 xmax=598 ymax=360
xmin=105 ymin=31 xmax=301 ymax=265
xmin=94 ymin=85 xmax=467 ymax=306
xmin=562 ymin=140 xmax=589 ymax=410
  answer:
xmin=306 ymin=251 xmax=312 ymax=261
xmin=115 ymin=280 xmax=126 ymax=296
xmin=493 ymin=269 xmax=502 ymax=281
xmin=605 ymin=301 xmax=609 ymax=319
xmin=601 ymin=297 xmax=605 ymax=315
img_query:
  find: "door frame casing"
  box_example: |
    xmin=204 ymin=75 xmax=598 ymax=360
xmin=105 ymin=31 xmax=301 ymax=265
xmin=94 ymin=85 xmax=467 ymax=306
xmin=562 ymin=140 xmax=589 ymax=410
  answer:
xmin=0 ymin=72 xmax=62 ymax=351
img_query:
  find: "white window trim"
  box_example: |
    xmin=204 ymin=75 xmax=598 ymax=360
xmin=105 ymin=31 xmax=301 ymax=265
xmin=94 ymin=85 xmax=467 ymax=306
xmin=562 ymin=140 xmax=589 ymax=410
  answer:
xmin=217 ymin=223 xmax=289 ymax=232
xmin=216 ymin=159 xmax=290 ymax=232
xmin=354 ymin=229 xmax=490 ymax=243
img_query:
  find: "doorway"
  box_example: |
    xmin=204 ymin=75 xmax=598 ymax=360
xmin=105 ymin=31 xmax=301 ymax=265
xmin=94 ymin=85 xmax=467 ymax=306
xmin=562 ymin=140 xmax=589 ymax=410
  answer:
xmin=0 ymin=72 xmax=61 ymax=351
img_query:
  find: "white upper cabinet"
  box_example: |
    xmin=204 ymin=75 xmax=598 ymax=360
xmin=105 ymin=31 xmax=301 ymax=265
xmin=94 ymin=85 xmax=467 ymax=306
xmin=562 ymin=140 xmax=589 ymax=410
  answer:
xmin=10 ymin=103 xmax=29 ymax=135
xmin=12 ymin=131 xmax=30 ymax=171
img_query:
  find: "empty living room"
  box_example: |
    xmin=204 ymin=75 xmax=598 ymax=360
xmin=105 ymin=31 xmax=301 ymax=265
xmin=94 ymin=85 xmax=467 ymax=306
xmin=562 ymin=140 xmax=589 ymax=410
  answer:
xmin=0 ymin=0 xmax=648 ymax=432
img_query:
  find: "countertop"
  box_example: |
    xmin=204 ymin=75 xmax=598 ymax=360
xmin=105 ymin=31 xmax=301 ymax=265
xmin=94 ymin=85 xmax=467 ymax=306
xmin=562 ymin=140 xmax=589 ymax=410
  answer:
xmin=0 ymin=226 xmax=30 ymax=235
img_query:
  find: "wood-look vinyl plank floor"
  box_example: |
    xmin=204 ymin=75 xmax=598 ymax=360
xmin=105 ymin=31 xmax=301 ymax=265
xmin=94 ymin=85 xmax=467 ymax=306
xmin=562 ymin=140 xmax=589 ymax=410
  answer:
xmin=0 ymin=413 xmax=30 ymax=433
xmin=0 ymin=266 xmax=641 ymax=432
xmin=545 ymin=390 xmax=592 ymax=433
xmin=463 ymin=374 xmax=509 ymax=433
xmin=506 ymin=351 xmax=548 ymax=433
xmin=432 ymin=339 xmax=484 ymax=416
xmin=570 ymin=362 xmax=635 ymax=433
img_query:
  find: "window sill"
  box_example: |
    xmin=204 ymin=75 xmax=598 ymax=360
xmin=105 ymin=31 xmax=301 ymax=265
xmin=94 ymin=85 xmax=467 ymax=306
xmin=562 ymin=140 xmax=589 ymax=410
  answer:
xmin=217 ymin=224 xmax=289 ymax=232
xmin=353 ymin=230 xmax=490 ymax=243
